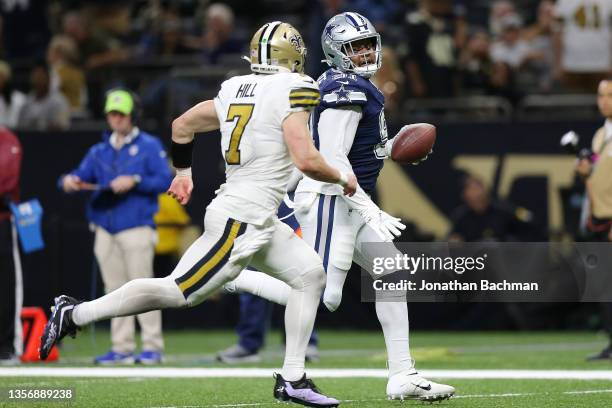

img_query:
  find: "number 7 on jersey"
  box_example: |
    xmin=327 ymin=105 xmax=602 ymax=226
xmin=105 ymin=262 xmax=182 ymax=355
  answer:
xmin=224 ymin=104 xmax=254 ymax=165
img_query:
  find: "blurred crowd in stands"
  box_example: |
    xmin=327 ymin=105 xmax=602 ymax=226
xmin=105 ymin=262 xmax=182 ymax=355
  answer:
xmin=0 ymin=0 xmax=610 ymax=130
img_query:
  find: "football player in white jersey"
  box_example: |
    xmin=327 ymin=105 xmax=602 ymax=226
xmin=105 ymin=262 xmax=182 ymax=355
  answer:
xmin=39 ymin=22 xmax=356 ymax=408
xmin=226 ymin=12 xmax=455 ymax=402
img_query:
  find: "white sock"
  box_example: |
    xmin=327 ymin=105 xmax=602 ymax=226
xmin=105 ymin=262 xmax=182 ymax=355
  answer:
xmin=281 ymin=266 xmax=325 ymax=381
xmin=72 ymin=277 xmax=185 ymax=326
xmin=375 ymin=301 xmax=414 ymax=377
xmin=229 ymin=269 xmax=290 ymax=306
xmin=322 ymin=264 xmax=349 ymax=311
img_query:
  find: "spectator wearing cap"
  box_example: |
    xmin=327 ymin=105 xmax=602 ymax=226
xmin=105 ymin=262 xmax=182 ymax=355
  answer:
xmin=58 ymin=89 xmax=173 ymax=365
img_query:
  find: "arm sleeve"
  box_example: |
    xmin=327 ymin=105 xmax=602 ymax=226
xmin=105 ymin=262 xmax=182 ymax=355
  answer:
xmin=134 ymin=139 xmax=173 ymax=194
xmin=316 ymin=106 xmax=361 ymax=174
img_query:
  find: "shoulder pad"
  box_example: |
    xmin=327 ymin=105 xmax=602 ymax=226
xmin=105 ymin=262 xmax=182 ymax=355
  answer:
xmin=320 ymin=74 xmax=368 ymax=107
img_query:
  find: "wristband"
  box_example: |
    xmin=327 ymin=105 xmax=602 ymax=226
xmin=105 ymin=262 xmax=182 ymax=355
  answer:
xmin=337 ymin=171 xmax=349 ymax=187
xmin=171 ymin=140 xmax=194 ymax=168
xmin=176 ymin=167 xmax=192 ymax=178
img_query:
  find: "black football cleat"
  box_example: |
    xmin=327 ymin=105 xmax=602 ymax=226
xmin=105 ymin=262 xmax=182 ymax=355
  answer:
xmin=273 ymin=373 xmax=339 ymax=407
xmin=586 ymin=346 xmax=612 ymax=361
xmin=39 ymin=295 xmax=81 ymax=360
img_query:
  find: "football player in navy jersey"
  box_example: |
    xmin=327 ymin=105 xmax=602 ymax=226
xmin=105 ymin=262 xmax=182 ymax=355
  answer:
xmin=229 ymin=12 xmax=455 ymax=401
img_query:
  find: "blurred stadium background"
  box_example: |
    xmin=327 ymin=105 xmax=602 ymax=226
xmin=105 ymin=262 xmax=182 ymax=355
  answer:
xmin=2 ymin=0 xmax=612 ymax=406
xmin=1 ymin=0 xmax=612 ymax=394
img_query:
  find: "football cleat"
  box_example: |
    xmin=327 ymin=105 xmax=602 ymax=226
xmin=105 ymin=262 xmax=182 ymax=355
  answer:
xmin=95 ymin=350 xmax=135 ymax=365
xmin=586 ymin=346 xmax=612 ymax=361
xmin=39 ymin=295 xmax=81 ymax=360
xmin=136 ymin=350 xmax=163 ymax=365
xmin=386 ymin=371 xmax=455 ymax=402
xmin=216 ymin=344 xmax=261 ymax=364
xmin=273 ymin=373 xmax=339 ymax=407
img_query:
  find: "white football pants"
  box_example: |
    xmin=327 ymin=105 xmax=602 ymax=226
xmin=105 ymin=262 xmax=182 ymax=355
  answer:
xmin=73 ymin=209 xmax=325 ymax=381
xmin=229 ymin=193 xmax=414 ymax=376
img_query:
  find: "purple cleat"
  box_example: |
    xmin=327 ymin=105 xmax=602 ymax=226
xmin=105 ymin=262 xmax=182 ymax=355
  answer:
xmin=273 ymin=373 xmax=339 ymax=407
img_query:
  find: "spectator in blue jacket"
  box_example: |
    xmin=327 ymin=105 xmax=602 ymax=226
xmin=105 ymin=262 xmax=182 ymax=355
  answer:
xmin=59 ymin=89 xmax=172 ymax=365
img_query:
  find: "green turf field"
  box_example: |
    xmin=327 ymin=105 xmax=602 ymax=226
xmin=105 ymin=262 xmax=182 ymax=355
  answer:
xmin=1 ymin=330 xmax=612 ymax=407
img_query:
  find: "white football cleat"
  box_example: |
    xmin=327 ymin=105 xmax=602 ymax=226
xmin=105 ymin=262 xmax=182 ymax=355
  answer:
xmin=386 ymin=371 xmax=455 ymax=402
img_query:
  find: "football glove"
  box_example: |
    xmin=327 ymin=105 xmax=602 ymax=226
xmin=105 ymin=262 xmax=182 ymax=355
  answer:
xmin=358 ymin=207 xmax=406 ymax=242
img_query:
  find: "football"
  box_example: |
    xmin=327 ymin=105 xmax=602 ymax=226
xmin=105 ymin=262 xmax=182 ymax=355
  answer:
xmin=390 ymin=123 xmax=436 ymax=164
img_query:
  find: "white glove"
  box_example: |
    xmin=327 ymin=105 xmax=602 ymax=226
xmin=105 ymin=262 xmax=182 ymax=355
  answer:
xmin=358 ymin=207 xmax=406 ymax=242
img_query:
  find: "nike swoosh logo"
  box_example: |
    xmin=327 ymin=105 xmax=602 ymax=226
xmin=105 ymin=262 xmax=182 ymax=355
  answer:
xmin=337 ymin=81 xmax=349 ymax=85
xmin=415 ymin=384 xmax=432 ymax=391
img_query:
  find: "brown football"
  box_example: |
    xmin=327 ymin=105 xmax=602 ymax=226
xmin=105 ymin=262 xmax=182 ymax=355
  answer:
xmin=390 ymin=123 xmax=436 ymax=164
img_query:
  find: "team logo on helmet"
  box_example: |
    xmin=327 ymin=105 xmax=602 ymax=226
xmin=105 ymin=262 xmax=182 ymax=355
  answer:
xmin=324 ymin=24 xmax=339 ymax=38
xmin=289 ymin=34 xmax=304 ymax=54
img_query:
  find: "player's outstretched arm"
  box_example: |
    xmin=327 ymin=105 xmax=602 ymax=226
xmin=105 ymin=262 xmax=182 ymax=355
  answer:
xmin=282 ymin=111 xmax=356 ymax=196
xmin=168 ymin=100 xmax=221 ymax=205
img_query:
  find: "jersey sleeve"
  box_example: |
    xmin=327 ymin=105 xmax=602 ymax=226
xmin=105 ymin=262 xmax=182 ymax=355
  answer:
xmin=287 ymin=75 xmax=320 ymax=112
xmin=320 ymin=75 xmax=368 ymax=108
xmin=276 ymin=74 xmax=321 ymax=123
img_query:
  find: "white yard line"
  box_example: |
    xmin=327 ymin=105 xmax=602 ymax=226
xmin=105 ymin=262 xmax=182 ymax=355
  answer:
xmin=2 ymin=367 xmax=612 ymax=380
xmin=148 ymin=389 xmax=612 ymax=408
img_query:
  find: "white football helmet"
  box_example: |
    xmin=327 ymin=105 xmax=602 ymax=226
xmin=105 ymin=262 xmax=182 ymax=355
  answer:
xmin=321 ymin=12 xmax=381 ymax=78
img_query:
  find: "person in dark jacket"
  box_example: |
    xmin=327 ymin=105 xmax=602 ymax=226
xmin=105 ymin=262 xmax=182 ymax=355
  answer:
xmin=58 ymin=90 xmax=172 ymax=365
